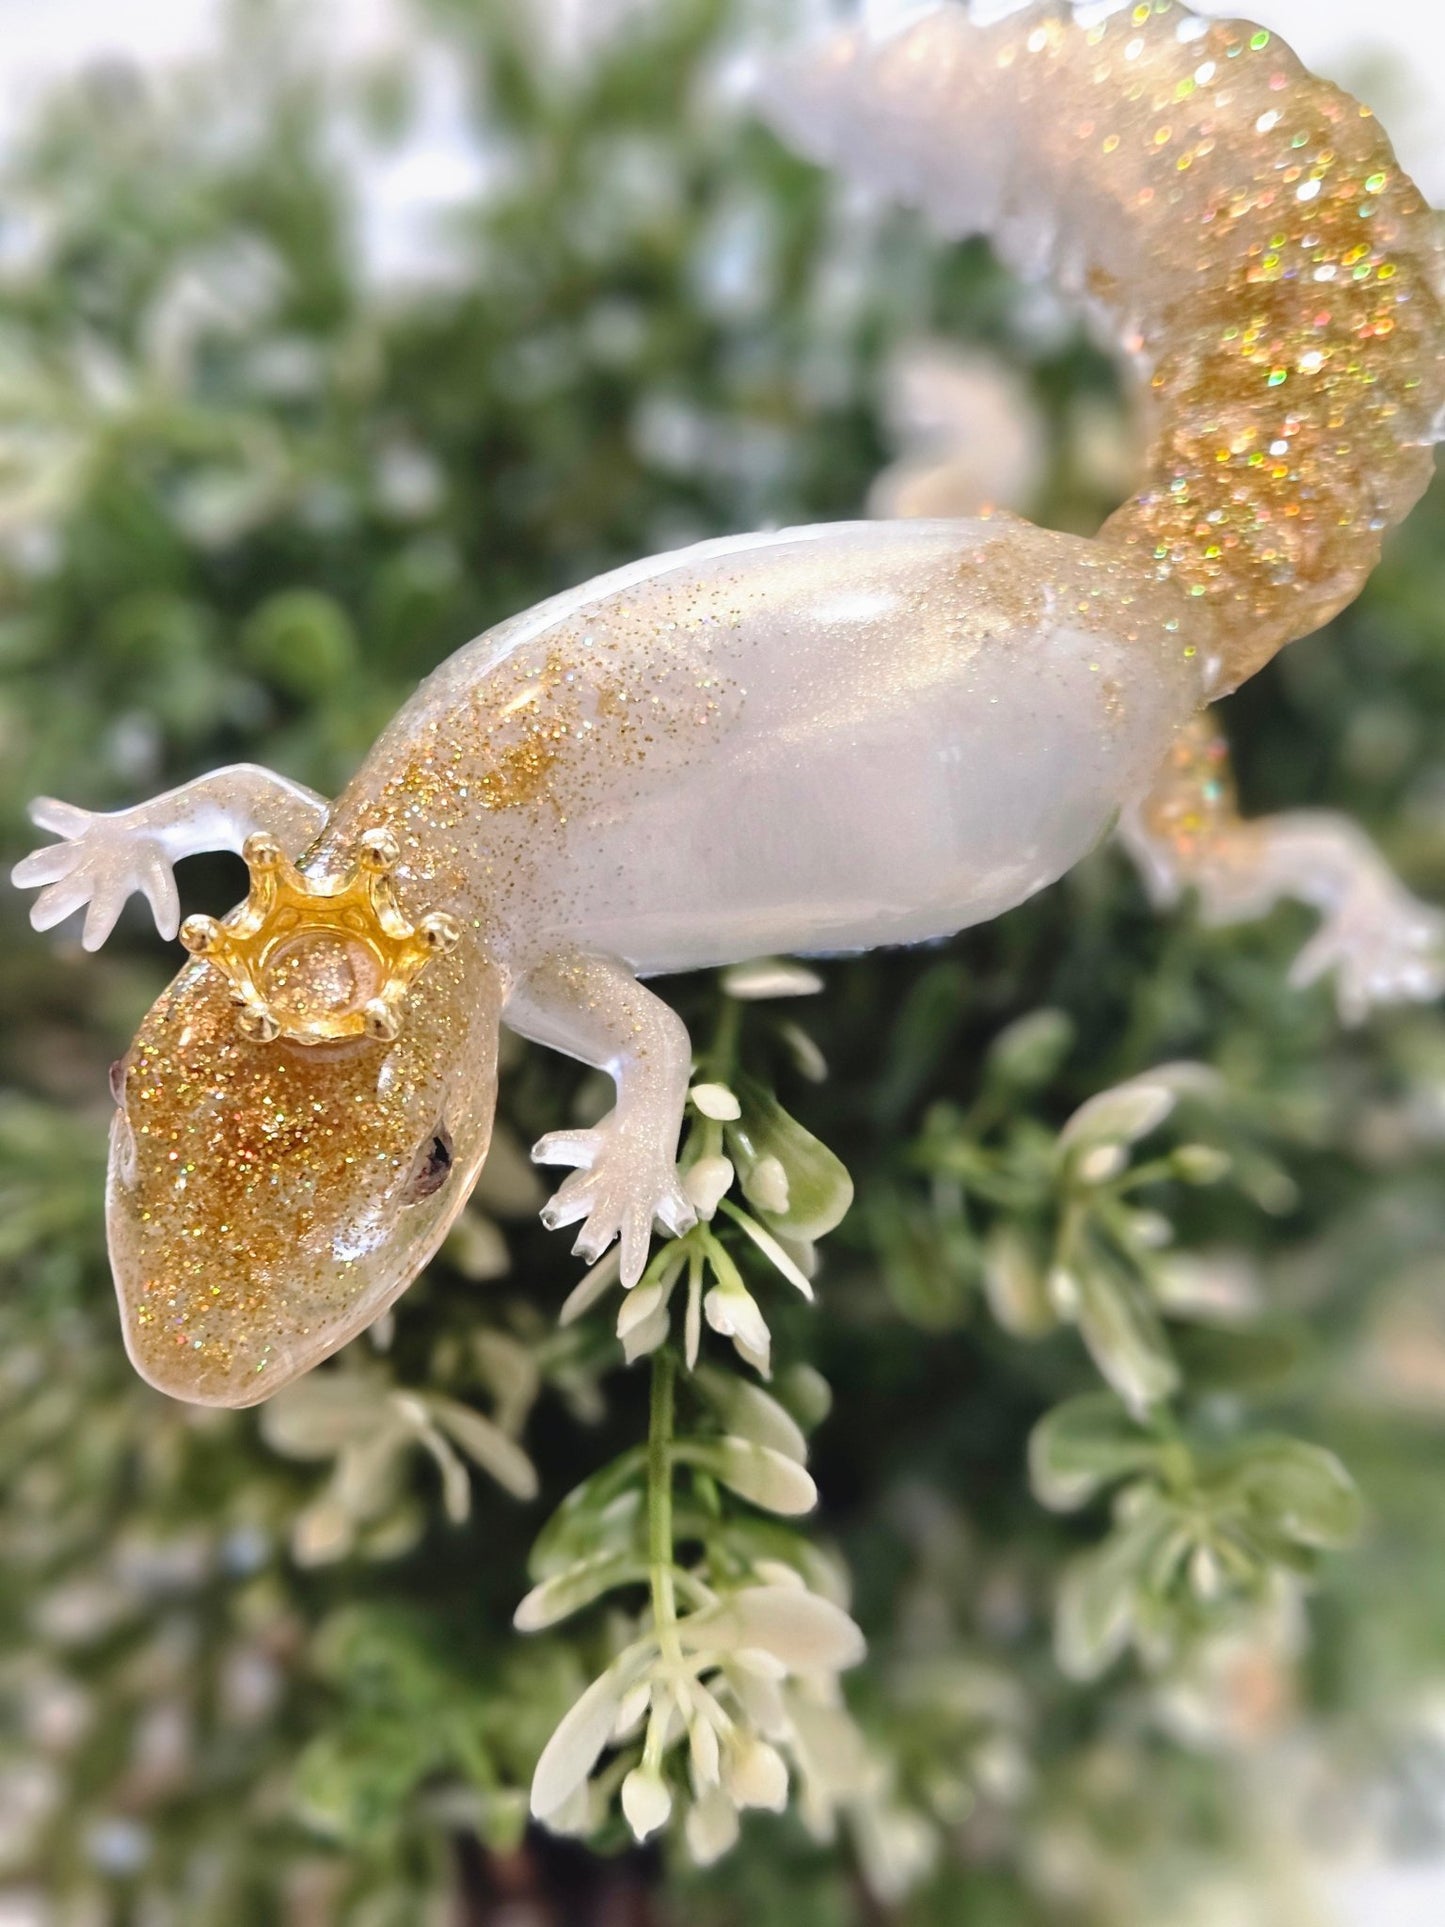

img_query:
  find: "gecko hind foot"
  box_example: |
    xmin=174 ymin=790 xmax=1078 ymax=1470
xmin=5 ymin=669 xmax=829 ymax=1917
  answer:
xmin=1288 ymin=883 xmax=1445 ymax=1026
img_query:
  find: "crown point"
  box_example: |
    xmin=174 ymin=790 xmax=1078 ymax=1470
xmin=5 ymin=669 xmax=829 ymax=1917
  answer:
xmin=180 ymin=914 xmax=222 ymax=955
xmin=362 ymin=996 xmax=403 ymax=1042
xmin=419 ymin=911 xmax=462 ymax=954
xmin=237 ymin=1003 xmax=281 ymax=1044
xmin=243 ymin=832 xmax=284 ymax=871
xmin=359 ymin=828 xmax=400 ymax=873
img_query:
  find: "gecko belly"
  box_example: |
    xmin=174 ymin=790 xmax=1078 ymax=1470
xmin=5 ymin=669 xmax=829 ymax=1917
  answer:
xmin=492 ymin=522 xmax=1206 ymax=973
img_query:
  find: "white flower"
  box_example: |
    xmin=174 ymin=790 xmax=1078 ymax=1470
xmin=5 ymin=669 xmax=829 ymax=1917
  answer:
xmin=676 ymin=1437 xmax=818 ymax=1516
xmin=868 ymin=339 xmax=1046 ymax=521
xmin=617 ymin=1279 xmax=666 ymax=1340
xmin=443 ymin=1205 xmax=510 ymax=1280
xmin=725 ymin=1654 xmax=790 ymax=1738
xmin=778 ymin=1020 xmax=828 ymax=1082
xmin=782 ymin=1689 xmax=874 ymax=1838
xmin=612 ymin=1682 xmax=652 ymax=1741
xmin=615 ymin=1248 xmax=688 ymax=1363
xmin=719 ymin=1204 xmax=814 ymax=1299
xmin=851 ymin=1798 xmax=940 ymax=1905
xmin=1190 ymin=1544 xmax=1226 ymax=1603
xmin=528 ymin=1583 xmax=867 ymax=1851
xmin=692 ymin=1367 xmax=808 ymax=1463
xmin=1047 ymin=1267 xmax=1082 ymax=1320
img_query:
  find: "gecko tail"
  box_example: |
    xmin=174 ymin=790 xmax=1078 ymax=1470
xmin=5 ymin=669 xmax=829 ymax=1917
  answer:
xmin=759 ymin=1 xmax=1445 ymax=693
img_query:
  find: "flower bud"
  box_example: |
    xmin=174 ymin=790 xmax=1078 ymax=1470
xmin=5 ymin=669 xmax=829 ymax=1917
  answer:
xmin=1171 ymin=1144 xmax=1231 ymax=1185
xmin=621 ymin=1765 xmax=673 ymax=1841
xmin=683 ymin=1153 xmax=735 ymax=1219
xmin=725 ymin=1735 xmax=789 ymax=1811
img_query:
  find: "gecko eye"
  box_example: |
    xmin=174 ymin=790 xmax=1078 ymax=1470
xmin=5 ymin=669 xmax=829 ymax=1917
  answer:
xmin=405 ymin=1124 xmax=454 ymax=1203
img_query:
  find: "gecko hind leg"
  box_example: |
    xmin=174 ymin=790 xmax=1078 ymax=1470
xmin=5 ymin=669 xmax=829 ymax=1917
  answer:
xmin=1121 ymin=715 xmax=1445 ymax=1025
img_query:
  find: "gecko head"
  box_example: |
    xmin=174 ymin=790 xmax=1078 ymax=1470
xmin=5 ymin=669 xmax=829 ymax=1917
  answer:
xmin=104 ymin=902 xmax=502 ymax=1411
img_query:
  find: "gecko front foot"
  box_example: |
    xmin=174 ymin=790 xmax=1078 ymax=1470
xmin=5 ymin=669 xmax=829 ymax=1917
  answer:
xmin=12 ymin=799 xmax=182 ymax=950
xmin=1288 ymin=879 xmax=1445 ymax=1026
xmin=12 ymin=765 xmax=331 ymax=955
xmin=534 ymin=1114 xmax=697 ymax=1288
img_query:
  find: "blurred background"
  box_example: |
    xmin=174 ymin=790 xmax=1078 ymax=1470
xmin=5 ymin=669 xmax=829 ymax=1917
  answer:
xmin=3 ymin=1 xmax=1445 ymax=1922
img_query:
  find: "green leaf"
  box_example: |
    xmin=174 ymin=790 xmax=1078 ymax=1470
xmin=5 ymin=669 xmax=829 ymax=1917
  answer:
xmin=527 ymin=1453 xmax=646 ymax=1580
xmin=293 ymin=1721 xmax=439 ymax=1845
xmin=774 ymin=1362 xmax=833 ymax=1435
xmin=1059 ymin=1079 xmax=1176 ymax=1154
xmin=427 ymin=1395 xmax=539 ymax=1502
xmin=869 ymin=1185 xmax=978 ymax=1332
xmin=732 ymin=1077 xmax=854 ymax=1240
xmin=241 ymin=588 xmax=358 ymax=697
xmin=1074 ymin=1266 xmax=1180 ymax=1415
xmin=1028 ymin=1395 xmax=1166 ymax=1512
xmin=872 ymin=960 xmax=971 ymax=1125
xmin=1169 ymin=1318 xmax=1304 ymax=1394
xmin=513 ymin=1550 xmax=649 ymax=1632
xmin=692 ymin=1365 xmax=809 ymax=1463
xmin=1054 ymin=1500 xmax=1175 ymax=1682
xmin=984 ymin=1008 xmax=1075 ymax=1090
xmin=677 ymin=1438 xmax=818 ymax=1517
xmin=1215 ymin=1437 xmax=1363 ymax=1551
xmin=983 ymin=1222 xmax=1055 ymax=1339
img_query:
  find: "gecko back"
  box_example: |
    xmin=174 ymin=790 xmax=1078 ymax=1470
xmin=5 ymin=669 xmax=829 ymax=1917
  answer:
xmin=764 ymin=0 xmax=1445 ymax=692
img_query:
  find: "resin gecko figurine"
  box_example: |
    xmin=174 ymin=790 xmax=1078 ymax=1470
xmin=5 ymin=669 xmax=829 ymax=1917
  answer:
xmin=13 ymin=0 xmax=1445 ymax=1408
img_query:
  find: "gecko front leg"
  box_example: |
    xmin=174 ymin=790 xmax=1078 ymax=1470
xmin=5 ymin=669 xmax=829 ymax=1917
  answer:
xmin=1122 ymin=717 xmax=1445 ymax=1025
xmin=505 ymin=948 xmax=698 ymax=1286
xmin=12 ymin=764 xmax=330 ymax=951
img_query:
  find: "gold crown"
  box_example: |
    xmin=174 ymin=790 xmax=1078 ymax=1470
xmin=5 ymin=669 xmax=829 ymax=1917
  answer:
xmin=179 ymin=828 xmax=461 ymax=1045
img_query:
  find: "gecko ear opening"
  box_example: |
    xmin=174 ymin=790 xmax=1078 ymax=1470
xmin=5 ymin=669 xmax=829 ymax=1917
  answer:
xmin=178 ymin=828 xmax=461 ymax=1047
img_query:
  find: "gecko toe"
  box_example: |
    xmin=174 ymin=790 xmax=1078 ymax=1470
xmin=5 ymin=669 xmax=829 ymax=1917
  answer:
xmin=532 ymin=1129 xmax=600 ymax=1171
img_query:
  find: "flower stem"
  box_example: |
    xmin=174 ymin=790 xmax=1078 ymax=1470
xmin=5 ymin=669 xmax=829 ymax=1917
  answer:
xmin=709 ymin=993 xmax=742 ymax=1080
xmin=648 ymin=1347 xmax=681 ymax=1658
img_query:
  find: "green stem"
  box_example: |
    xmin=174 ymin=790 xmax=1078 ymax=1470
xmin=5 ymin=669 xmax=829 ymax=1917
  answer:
xmin=648 ymin=1348 xmax=682 ymax=1661
xmin=709 ymin=993 xmax=742 ymax=1081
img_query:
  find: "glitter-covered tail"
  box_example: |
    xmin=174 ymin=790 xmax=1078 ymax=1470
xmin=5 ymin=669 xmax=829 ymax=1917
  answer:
xmin=761 ymin=0 xmax=1445 ymax=693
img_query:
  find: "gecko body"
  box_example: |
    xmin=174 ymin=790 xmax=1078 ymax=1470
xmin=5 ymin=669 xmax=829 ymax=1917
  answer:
xmin=13 ymin=1 xmax=1445 ymax=1406
xmin=328 ymin=519 xmax=1199 ymax=972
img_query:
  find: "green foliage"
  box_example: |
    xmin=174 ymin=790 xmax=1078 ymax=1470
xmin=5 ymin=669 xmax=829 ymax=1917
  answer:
xmin=4 ymin=2 xmax=1445 ymax=1923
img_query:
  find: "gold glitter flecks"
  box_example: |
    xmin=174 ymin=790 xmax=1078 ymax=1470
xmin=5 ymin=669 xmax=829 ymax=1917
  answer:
xmin=956 ymin=525 xmax=1189 ymax=666
xmin=109 ymin=931 xmax=502 ymax=1406
xmin=1052 ymin=5 xmax=1445 ymax=688
xmin=1135 ymin=711 xmax=1238 ymax=853
xmin=315 ymin=582 xmax=741 ymax=936
xmin=846 ymin=1 xmax=1444 ymax=692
